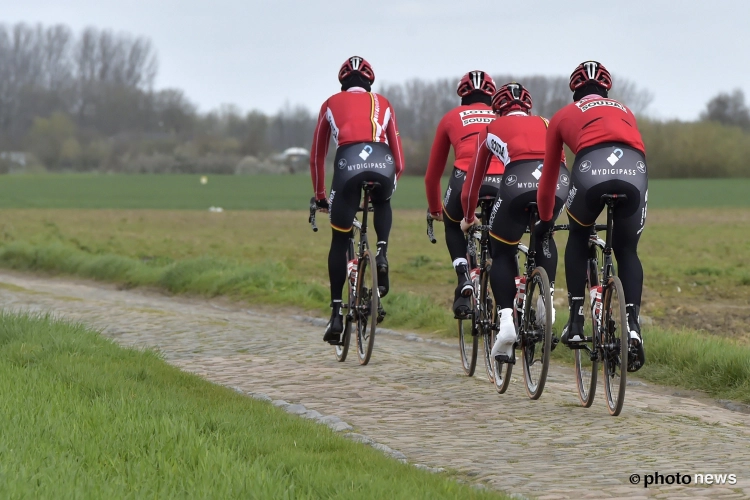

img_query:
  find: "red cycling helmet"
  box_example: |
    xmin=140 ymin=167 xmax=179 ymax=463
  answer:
xmin=492 ymin=82 xmax=533 ymax=115
xmin=569 ymin=61 xmax=612 ymax=91
xmin=338 ymin=56 xmax=375 ymax=84
xmin=456 ymin=70 xmax=496 ymax=97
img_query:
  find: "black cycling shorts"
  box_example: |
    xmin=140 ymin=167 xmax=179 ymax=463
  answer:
xmin=489 ymin=161 xmax=570 ymax=245
xmin=329 ymin=142 xmax=396 ymax=232
xmin=566 ymin=142 xmax=648 ymax=228
xmin=443 ymin=167 xmax=502 ymax=222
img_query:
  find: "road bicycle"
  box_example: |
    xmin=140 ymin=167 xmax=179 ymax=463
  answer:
xmin=427 ymin=196 xmax=495 ymax=379
xmin=562 ymin=194 xmax=630 ymax=416
xmin=309 ymin=181 xmax=385 ymax=365
xmin=487 ymin=203 xmax=556 ymax=399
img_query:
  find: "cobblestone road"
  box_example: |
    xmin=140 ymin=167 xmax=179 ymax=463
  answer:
xmin=1 ymin=272 xmax=748 ymax=499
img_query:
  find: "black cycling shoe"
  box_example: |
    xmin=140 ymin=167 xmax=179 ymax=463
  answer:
xmin=561 ymin=296 xmax=586 ymax=346
xmin=323 ymin=304 xmax=344 ymax=345
xmin=376 ymin=245 xmax=389 ymax=297
xmin=626 ymin=304 xmax=646 ymax=372
xmin=561 ymin=321 xmax=585 ymax=345
xmin=453 ymin=291 xmax=472 ymax=319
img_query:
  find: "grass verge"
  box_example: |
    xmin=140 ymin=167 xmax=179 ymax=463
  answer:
xmin=0 ymin=241 xmax=748 ymax=404
xmin=0 ymin=311 xmax=502 ymax=498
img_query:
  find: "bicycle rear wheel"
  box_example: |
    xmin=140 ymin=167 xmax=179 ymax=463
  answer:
xmin=575 ymin=249 xmax=600 ymax=406
xmin=355 ymin=248 xmax=378 ymax=366
xmin=602 ymin=275 xmax=628 ymax=416
xmin=521 ymin=267 xmax=552 ymax=400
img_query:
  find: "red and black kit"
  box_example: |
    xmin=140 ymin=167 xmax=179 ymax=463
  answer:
xmin=424 ymin=103 xmax=504 ymax=219
xmin=310 ymin=87 xmax=404 ymax=207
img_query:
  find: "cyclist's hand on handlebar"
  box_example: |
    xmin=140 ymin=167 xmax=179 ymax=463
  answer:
xmin=428 ymin=210 xmax=443 ymax=222
xmin=315 ymin=198 xmax=330 ymax=213
xmin=460 ymin=216 xmax=478 ymax=233
xmin=534 ymin=218 xmax=554 ymax=239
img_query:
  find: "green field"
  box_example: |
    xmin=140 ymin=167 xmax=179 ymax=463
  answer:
xmin=0 ymin=311 xmax=500 ymax=499
xmin=0 ymin=175 xmax=748 ymax=404
xmin=1 ymin=174 xmax=750 ymax=209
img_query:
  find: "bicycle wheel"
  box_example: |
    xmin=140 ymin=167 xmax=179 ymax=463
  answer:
xmin=521 ymin=267 xmax=552 ymax=399
xmin=575 ymin=250 xmax=600 ymax=406
xmin=602 ymin=275 xmax=628 ymax=416
xmin=458 ymin=313 xmax=478 ymax=376
xmin=479 ymin=267 xmax=495 ymax=383
xmin=355 ymin=248 xmax=378 ymax=365
xmin=335 ymin=318 xmax=351 ymax=362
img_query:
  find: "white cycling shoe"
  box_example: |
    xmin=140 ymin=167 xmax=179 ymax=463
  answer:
xmin=536 ymin=294 xmax=556 ymax=326
xmin=491 ymin=308 xmax=517 ymax=362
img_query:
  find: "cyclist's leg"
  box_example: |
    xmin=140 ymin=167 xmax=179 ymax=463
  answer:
xmin=610 ymin=172 xmax=648 ymax=371
xmin=324 ymin=172 xmax=360 ymax=342
xmin=443 ymin=168 xmax=473 ymax=315
xmin=564 ymin=164 xmax=602 ymax=344
xmin=534 ymin=163 xmax=570 ymax=300
xmin=488 ymin=169 xmax=531 ymax=359
xmin=371 ymin=172 xmax=396 ymax=296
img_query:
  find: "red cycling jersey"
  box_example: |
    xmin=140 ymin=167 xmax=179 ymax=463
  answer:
xmin=310 ymin=87 xmax=404 ymax=199
xmin=461 ymin=113 xmax=557 ymax=219
xmin=538 ymin=95 xmax=646 ymax=221
xmin=424 ymin=104 xmax=504 ymax=214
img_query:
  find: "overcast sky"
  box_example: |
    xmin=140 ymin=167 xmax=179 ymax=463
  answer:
xmin=3 ymin=0 xmax=749 ymax=120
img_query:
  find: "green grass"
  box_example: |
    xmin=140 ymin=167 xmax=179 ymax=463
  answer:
xmin=0 ymin=311 xmax=502 ymax=499
xmin=1 ymin=174 xmax=750 ymax=209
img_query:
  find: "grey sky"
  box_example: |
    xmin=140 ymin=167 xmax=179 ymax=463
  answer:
xmin=3 ymin=0 xmax=749 ymax=120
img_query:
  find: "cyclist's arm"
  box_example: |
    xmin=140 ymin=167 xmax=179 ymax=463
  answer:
xmin=424 ymin=116 xmax=451 ymax=215
xmin=310 ymin=100 xmax=332 ymax=200
xmin=461 ymin=128 xmax=492 ymax=223
xmin=538 ymin=115 xmax=565 ymax=221
xmin=384 ymin=105 xmax=405 ymax=180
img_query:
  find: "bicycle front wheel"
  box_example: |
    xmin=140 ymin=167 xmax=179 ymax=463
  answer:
xmin=458 ymin=312 xmax=478 ymax=376
xmin=521 ymin=267 xmax=552 ymax=400
xmin=602 ymin=275 xmax=628 ymax=416
xmin=355 ymin=248 xmax=378 ymax=366
xmin=478 ymin=267 xmax=496 ymax=383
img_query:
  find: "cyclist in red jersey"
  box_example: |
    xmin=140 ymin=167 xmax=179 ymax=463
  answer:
xmin=536 ymin=61 xmax=647 ymax=371
xmin=461 ymin=83 xmax=569 ymax=363
xmin=424 ymin=70 xmax=503 ymax=318
xmin=310 ymin=56 xmax=405 ymax=345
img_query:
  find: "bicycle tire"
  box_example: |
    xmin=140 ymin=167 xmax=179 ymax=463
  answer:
xmin=602 ymin=275 xmax=628 ymax=416
xmin=575 ymin=245 xmax=600 ymax=406
xmin=355 ymin=248 xmax=378 ymax=366
xmin=521 ymin=267 xmax=552 ymax=400
xmin=479 ymin=266 xmax=495 ymax=383
xmin=335 ymin=241 xmax=356 ymax=362
xmin=458 ymin=314 xmax=478 ymax=376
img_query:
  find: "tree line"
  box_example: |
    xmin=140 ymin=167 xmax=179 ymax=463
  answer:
xmin=0 ymin=22 xmax=748 ymax=177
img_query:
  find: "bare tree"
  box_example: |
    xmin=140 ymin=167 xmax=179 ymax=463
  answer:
xmin=700 ymin=89 xmax=749 ymax=129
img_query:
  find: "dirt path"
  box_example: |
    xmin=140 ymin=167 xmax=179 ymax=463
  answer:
xmin=1 ymin=272 xmax=748 ymax=499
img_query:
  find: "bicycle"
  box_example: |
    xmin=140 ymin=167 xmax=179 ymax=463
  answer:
xmin=309 ymin=181 xmax=385 ymax=365
xmin=561 ymin=194 xmax=630 ymax=416
xmin=486 ymin=203 xmax=556 ymax=399
xmin=428 ymin=196 xmax=496 ymax=378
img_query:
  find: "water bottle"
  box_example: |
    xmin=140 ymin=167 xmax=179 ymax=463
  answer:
xmin=514 ymin=276 xmax=526 ymax=312
xmin=347 ymin=259 xmax=358 ymax=286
